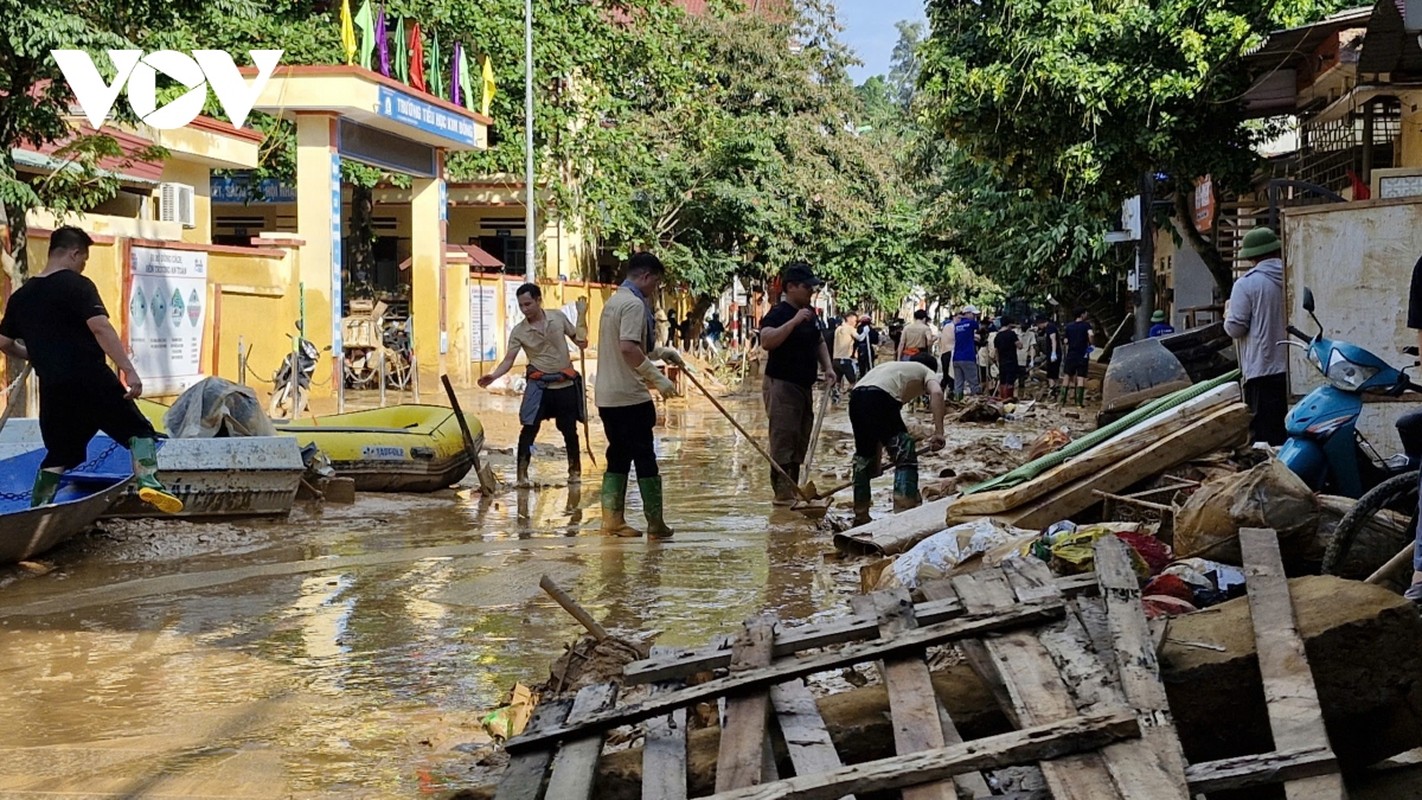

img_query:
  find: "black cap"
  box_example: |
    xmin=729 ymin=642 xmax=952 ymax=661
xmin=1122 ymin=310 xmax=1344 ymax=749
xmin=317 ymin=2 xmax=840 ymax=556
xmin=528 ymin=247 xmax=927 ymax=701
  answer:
xmin=782 ymin=261 xmax=823 ymax=288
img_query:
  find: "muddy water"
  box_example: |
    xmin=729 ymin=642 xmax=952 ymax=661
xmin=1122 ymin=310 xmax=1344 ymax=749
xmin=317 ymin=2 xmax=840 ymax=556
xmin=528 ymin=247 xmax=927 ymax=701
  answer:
xmin=0 ymin=392 xmax=860 ymax=798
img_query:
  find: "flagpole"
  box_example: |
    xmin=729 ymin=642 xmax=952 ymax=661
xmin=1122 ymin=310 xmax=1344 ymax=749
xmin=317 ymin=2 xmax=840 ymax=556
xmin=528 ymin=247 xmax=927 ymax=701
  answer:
xmin=523 ymin=0 xmax=536 ymax=283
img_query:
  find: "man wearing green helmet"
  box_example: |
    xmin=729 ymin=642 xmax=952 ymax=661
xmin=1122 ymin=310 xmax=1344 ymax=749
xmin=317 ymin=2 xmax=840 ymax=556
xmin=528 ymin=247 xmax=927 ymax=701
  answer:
xmin=1225 ymin=226 xmax=1288 ymax=445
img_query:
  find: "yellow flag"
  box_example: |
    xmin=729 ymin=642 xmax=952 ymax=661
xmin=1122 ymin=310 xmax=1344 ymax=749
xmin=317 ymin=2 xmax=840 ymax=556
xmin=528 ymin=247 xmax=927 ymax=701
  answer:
xmin=340 ymin=0 xmax=357 ymax=65
xmin=481 ymin=55 xmax=496 ymax=116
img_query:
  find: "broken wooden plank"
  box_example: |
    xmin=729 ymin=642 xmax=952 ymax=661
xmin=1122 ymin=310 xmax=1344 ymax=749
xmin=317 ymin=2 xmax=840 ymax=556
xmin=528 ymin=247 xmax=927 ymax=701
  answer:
xmin=507 ymin=600 xmax=1064 ymax=754
xmin=643 ymin=647 xmax=688 ymax=800
xmin=1184 ymin=745 xmax=1339 ymax=794
xmin=865 ymin=589 xmax=989 ymax=800
xmin=704 ymin=710 xmax=1141 ymax=800
xmin=1094 ymin=535 xmax=1192 ymax=794
xmin=493 ymin=697 xmax=575 ymax=800
xmin=717 ymin=615 xmax=778 ymax=792
xmin=767 ymin=679 xmax=851 ymax=797
xmin=948 ymin=569 xmax=1124 ymax=799
xmin=1009 ymin=403 xmax=1251 ymax=529
xmin=544 ymin=683 xmax=620 ymax=800
xmin=624 ymin=573 xmax=1100 ymax=685
xmin=1007 ymin=556 xmax=1190 ymax=798
xmin=1238 ymin=528 xmax=1348 ymax=800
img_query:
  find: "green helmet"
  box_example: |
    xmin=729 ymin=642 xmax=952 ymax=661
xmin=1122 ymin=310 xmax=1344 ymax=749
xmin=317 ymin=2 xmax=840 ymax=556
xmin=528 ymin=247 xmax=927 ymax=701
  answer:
xmin=1151 ymin=310 xmax=1166 ymax=323
xmin=1239 ymin=227 xmax=1281 ymax=259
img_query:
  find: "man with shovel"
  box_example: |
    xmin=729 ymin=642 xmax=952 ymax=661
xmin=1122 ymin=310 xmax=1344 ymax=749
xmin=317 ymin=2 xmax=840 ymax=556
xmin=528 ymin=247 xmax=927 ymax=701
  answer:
xmin=848 ymin=360 xmax=946 ymax=525
xmin=477 ymin=282 xmax=587 ymax=487
xmin=0 ymin=226 xmax=182 ymax=512
xmin=759 ymin=262 xmax=836 ymax=505
xmin=594 ymin=252 xmax=682 ymax=538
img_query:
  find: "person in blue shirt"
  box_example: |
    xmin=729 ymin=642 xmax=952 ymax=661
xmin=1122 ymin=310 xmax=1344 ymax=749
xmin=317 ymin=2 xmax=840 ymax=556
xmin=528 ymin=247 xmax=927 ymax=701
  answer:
xmin=950 ymin=305 xmax=981 ymax=399
xmin=1149 ymin=310 xmax=1176 ymax=338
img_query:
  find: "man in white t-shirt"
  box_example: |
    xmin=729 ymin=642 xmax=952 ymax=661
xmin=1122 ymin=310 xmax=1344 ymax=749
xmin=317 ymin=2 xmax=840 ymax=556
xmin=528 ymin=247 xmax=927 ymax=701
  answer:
xmin=848 ymin=361 xmax=945 ymax=525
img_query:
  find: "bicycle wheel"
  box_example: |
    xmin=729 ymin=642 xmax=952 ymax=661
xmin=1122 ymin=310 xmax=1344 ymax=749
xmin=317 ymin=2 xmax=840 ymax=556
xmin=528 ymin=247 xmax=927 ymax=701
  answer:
xmin=1326 ymin=470 xmax=1419 ymax=575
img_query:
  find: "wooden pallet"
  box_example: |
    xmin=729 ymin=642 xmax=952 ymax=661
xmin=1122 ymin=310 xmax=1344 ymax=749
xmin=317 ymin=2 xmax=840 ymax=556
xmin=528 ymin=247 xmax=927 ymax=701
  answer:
xmin=495 ymin=531 xmax=1345 ymax=799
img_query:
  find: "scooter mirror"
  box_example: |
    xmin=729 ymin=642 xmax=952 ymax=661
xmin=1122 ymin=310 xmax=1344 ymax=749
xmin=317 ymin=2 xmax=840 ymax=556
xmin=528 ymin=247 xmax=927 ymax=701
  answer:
xmin=1302 ymin=287 xmax=1316 ymax=313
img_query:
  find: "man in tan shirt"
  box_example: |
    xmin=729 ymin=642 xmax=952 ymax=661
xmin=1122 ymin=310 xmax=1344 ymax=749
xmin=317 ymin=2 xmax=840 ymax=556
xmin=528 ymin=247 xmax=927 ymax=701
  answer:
xmin=478 ymin=283 xmax=587 ymax=487
xmin=832 ymin=311 xmax=865 ymax=398
xmin=897 ymin=309 xmax=936 ymax=369
xmin=848 ymin=361 xmax=945 ymax=525
xmin=595 ymin=252 xmax=682 ymax=537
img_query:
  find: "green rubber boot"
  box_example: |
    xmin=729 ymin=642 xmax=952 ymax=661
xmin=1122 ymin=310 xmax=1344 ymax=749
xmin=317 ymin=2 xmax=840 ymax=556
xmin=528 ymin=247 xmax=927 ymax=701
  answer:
xmin=128 ymin=437 xmax=184 ymax=514
xmin=600 ymin=472 xmax=642 ymax=537
xmin=1076 ymin=387 xmax=1087 ymax=407
xmin=892 ymin=433 xmax=921 ymax=512
xmin=851 ymin=455 xmax=873 ymax=527
xmin=638 ymin=476 xmax=674 ymax=539
xmin=29 ymin=469 xmax=63 ymax=508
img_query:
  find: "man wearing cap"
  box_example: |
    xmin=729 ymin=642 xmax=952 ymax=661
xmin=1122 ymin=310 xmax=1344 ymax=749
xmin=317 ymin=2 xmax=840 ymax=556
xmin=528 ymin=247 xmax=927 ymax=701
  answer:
xmin=1225 ymin=227 xmax=1288 ymax=446
xmin=759 ymin=262 xmax=836 ymax=504
xmin=595 ymin=252 xmax=683 ymax=537
xmin=950 ymin=305 xmax=981 ymax=399
xmin=1149 ymin=310 xmax=1176 ymax=338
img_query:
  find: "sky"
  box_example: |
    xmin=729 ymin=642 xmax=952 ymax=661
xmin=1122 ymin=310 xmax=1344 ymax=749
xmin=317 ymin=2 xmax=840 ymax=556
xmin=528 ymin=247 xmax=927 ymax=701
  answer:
xmin=837 ymin=0 xmax=927 ymax=84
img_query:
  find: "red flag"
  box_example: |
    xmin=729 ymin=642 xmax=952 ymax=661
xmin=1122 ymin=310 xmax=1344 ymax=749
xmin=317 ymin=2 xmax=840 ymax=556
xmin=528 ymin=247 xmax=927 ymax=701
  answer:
xmin=1347 ymin=169 xmax=1371 ymax=200
xmin=408 ymin=22 xmax=427 ymax=92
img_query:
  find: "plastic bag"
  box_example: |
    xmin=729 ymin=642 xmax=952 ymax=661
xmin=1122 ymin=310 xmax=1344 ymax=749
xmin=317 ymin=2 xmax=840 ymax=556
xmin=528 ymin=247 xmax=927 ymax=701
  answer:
xmin=1174 ymin=459 xmax=1320 ymax=565
xmin=888 ymin=519 xmax=1036 ymax=590
xmin=164 ymin=377 xmax=277 ymax=438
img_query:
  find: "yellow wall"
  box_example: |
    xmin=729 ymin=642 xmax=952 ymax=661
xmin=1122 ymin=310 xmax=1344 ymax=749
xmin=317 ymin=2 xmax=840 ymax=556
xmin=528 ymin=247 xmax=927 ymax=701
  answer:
xmin=158 ymin=160 xmax=213 ymax=245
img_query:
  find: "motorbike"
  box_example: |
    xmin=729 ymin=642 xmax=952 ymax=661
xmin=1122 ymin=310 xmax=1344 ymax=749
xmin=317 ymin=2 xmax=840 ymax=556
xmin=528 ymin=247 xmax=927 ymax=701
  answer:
xmin=269 ymin=322 xmax=330 ymax=419
xmin=1278 ymin=287 xmax=1422 ymax=573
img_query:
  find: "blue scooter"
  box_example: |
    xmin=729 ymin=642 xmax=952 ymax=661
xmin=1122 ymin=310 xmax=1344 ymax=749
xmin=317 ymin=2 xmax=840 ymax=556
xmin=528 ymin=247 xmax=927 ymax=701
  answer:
xmin=1277 ymin=287 xmax=1422 ymax=499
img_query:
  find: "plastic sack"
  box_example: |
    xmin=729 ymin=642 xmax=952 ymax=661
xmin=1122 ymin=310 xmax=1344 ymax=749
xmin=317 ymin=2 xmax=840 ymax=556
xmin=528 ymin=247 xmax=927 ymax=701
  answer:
xmin=1174 ymin=459 xmax=1320 ymax=566
xmin=887 ymin=519 xmax=1036 ymax=590
xmin=164 ymin=377 xmax=278 ymax=438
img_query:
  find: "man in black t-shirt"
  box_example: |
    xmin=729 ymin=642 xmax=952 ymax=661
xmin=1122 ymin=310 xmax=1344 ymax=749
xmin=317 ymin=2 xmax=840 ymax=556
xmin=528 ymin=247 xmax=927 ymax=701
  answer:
xmin=0 ymin=227 xmax=181 ymax=512
xmin=759 ymin=262 xmax=836 ymax=504
xmin=1061 ymin=308 xmax=1094 ymax=407
xmin=1035 ymin=315 xmax=1060 ymax=395
xmin=993 ymin=318 xmax=1023 ymax=400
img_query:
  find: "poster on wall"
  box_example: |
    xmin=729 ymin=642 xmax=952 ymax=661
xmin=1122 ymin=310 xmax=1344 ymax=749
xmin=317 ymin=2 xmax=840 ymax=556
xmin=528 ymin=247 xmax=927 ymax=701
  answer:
xmin=504 ymin=279 xmax=523 ymax=336
xmin=470 ymin=283 xmax=498 ymax=362
xmin=127 ymin=246 xmax=208 ymax=395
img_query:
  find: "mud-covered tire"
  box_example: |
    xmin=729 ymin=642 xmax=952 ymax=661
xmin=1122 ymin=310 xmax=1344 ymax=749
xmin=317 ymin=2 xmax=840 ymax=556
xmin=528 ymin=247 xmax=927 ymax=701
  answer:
xmin=1326 ymin=470 xmax=1419 ymax=575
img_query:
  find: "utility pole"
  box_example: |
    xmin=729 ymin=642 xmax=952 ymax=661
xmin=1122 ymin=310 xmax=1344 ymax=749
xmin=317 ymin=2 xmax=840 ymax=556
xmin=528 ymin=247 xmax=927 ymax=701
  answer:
xmin=523 ymin=0 xmax=536 ymax=283
xmin=1135 ymin=171 xmax=1155 ymax=341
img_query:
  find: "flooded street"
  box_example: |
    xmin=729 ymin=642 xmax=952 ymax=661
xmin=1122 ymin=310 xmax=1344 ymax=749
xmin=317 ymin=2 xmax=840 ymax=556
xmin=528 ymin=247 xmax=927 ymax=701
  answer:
xmin=0 ymin=390 xmax=863 ymax=799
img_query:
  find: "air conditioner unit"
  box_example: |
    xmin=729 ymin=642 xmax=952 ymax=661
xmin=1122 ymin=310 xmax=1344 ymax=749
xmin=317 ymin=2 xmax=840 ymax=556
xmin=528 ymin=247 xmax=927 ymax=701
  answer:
xmin=158 ymin=182 xmax=197 ymax=229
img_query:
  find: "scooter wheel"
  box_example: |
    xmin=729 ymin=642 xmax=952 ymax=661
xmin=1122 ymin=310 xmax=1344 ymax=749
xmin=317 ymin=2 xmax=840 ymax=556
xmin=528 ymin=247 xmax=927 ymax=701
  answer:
xmin=1326 ymin=470 xmax=1420 ymax=576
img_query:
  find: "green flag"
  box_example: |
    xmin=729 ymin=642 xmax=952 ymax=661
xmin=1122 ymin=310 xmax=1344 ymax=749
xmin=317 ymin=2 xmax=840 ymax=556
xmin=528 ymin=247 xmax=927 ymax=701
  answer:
xmin=430 ymin=30 xmax=444 ymax=99
xmin=394 ymin=16 xmax=407 ymax=83
xmin=457 ymin=43 xmax=474 ymax=112
xmin=354 ymin=0 xmax=374 ymax=70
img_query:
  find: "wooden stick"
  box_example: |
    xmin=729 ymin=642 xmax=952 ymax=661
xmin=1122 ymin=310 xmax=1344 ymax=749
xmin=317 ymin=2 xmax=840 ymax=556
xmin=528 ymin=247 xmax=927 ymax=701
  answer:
xmin=1366 ymin=542 xmax=1414 ymax=585
xmin=540 ymin=574 xmax=609 ymax=641
xmin=1090 ymin=489 xmax=1174 ymax=513
xmin=683 ymin=368 xmax=812 ymax=501
xmin=802 ymin=385 xmax=830 ymax=482
xmin=0 ymin=363 xmax=32 ymax=435
xmin=442 ymin=373 xmax=498 ymax=495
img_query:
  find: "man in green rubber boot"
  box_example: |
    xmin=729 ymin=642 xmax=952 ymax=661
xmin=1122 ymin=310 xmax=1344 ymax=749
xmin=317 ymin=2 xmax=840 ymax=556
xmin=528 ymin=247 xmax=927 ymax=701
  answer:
xmin=0 ymin=227 xmax=182 ymax=513
xmin=847 ymin=360 xmax=946 ymax=526
xmin=594 ymin=252 xmax=681 ymax=538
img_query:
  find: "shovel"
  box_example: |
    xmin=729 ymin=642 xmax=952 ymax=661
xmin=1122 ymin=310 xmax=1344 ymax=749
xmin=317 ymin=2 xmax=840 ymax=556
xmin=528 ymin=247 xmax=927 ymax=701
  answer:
xmin=441 ymin=374 xmax=500 ymax=494
xmin=0 ymin=364 xmax=32 ymax=436
xmin=681 ymin=367 xmax=816 ymax=504
xmin=798 ymin=383 xmax=831 ymax=499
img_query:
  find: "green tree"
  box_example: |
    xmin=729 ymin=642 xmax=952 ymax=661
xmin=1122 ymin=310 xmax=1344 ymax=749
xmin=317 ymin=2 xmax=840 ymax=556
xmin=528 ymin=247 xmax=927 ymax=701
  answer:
xmin=887 ymin=19 xmax=923 ymax=109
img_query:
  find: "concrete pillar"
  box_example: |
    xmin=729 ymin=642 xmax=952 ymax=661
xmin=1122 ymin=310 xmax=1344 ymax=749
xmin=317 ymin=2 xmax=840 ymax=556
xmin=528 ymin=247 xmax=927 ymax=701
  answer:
xmin=294 ymin=113 xmax=342 ymax=400
xmin=410 ymin=151 xmax=447 ymax=380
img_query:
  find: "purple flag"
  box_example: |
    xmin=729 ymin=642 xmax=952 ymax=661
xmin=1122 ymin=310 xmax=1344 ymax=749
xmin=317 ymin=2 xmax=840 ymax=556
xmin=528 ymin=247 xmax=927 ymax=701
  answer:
xmin=376 ymin=3 xmax=390 ymax=77
xmin=451 ymin=42 xmax=462 ymax=106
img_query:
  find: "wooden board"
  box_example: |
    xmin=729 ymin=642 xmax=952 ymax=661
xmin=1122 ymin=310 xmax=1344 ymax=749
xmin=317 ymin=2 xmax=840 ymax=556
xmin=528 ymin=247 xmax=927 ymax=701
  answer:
xmin=949 ymin=383 xmax=1239 ymax=519
xmin=867 ymin=589 xmax=986 ymax=800
xmin=544 ymin=683 xmax=620 ymax=800
xmin=1009 ymin=403 xmax=1250 ymax=529
xmin=1185 ymin=745 xmax=1339 ymax=794
xmin=1238 ymin=528 xmax=1348 ymax=800
xmin=703 ymin=710 xmax=1140 ymax=800
xmin=947 ymin=570 xmax=1123 ymax=800
xmin=625 ymin=573 xmax=1100 ymax=685
xmin=767 ymin=680 xmax=852 ymax=798
xmin=493 ymin=698 xmax=575 ymax=800
xmin=506 ymin=600 xmax=1065 ymax=754
xmin=1093 ymin=536 xmax=1192 ymax=795
xmin=716 ymin=615 xmax=777 ymax=792
xmin=831 ymin=496 xmax=957 ymax=557
xmin=643 ymin=647 xmax=689 ymax=800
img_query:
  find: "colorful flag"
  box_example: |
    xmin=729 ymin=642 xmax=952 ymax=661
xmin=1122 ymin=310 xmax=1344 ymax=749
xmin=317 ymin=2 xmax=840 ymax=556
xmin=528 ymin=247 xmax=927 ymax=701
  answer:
xmin=354 ymin=0 xmax=374 ymax=70
xmin=452 ymin=42 xmax=466 ymax=107
xmin=430 ymin=30 xmax=444 ymax=99
xmin=408 ymin=22 xmax=427 ymax=91
xmin=375 ymin=3 xmax=390 ymax=77
xmin=394 ymin=16 xmax=407 ymax=83
xmin=339 ymin=0 xmax=357 ymax=65
xmin=481 ymin=54 xmax=496 ymax=116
